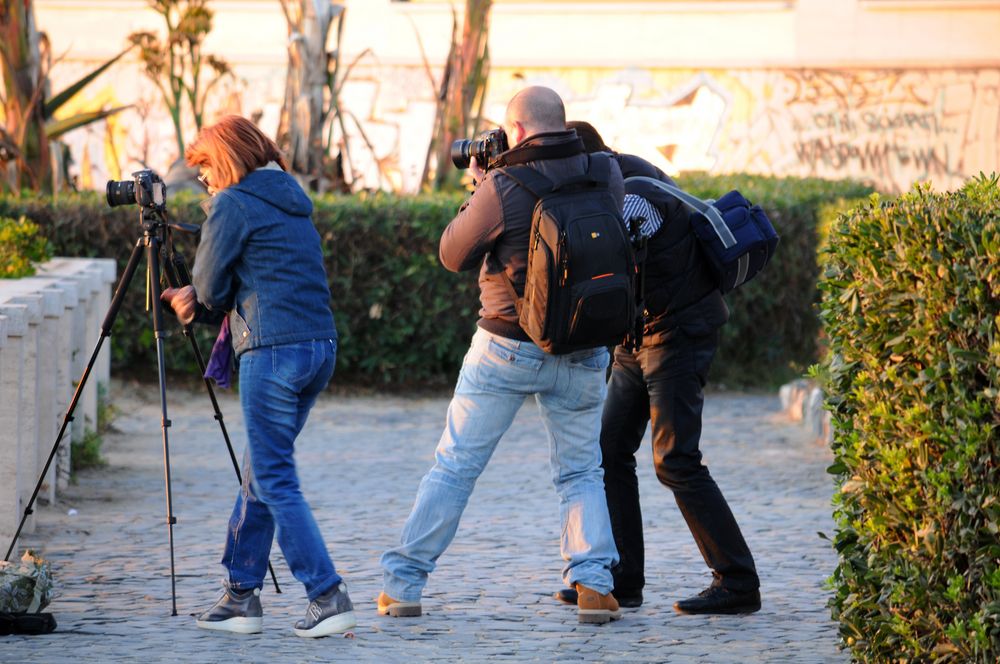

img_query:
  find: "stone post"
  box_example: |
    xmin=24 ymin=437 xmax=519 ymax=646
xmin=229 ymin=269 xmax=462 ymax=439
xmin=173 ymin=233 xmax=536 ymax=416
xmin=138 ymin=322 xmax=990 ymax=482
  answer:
xmin=0 ymin=305 xmax=28 ymax=543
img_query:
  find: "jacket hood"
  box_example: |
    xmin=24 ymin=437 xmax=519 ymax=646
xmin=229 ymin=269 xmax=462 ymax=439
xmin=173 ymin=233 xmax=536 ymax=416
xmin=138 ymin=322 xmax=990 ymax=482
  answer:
xmin=501 ymin=129 xmax=581 ymax=157
xmin=493 ymin=130 xmax=584 ymax=170
xmin=230 ymin=168 xmax=313 ymax=217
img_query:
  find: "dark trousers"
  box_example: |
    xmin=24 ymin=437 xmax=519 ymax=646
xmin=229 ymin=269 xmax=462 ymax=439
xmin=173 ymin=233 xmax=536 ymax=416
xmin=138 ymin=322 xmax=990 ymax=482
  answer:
xmin=600 ymin=331 xmax=759 ymax=594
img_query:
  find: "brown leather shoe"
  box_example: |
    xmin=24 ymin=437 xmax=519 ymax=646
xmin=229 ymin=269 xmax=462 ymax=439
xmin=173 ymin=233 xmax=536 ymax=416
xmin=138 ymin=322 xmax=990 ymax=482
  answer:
xmin=575 ymin=583 xmax=623 ymax=624
xmin=554 ymin=587 xmax=643 ymax=608
xmin=376 ymin=591 xmax=422 ymax=617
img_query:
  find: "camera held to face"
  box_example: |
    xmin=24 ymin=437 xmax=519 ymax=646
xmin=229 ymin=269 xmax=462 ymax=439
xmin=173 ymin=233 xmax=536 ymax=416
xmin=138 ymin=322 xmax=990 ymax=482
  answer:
xmin=106 ymin=169 xmax=167 ymax=211
xmin=451 ymin=128 xmax=509 ymax=171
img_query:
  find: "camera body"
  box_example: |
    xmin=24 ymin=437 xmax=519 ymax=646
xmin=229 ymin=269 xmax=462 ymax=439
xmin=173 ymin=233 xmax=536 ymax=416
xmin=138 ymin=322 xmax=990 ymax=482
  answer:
xmin=106 ymin=169 xmax=167 ymax=211
xmin=451 ymin=128 xmax=509 ymax=171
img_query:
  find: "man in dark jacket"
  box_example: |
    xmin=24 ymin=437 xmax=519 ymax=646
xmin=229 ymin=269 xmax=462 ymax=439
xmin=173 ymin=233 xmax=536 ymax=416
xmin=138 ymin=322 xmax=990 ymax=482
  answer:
xmin=553 ymin=121 xmax=761 ymax=615
xmin=379 ymin=88 xmax=624 ymax=624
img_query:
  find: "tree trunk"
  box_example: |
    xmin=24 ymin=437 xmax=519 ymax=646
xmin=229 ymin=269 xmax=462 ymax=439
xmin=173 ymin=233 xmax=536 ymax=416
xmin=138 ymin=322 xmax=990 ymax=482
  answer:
xmin=0 ymin=0 xmax=51 ymax=191
xmin=278 ymin=0 xmax=339 ymax=190
xmin=430 ymin=0 xmax=491 ymax=190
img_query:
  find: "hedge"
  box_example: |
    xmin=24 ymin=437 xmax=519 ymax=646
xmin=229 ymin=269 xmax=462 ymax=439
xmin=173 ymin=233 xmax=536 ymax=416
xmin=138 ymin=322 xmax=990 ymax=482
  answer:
xmin=818 ymin=175 xmax=1000 ymax=660
xmin=0 ymin=172 xmax=872 ymax=388
xmin=0 ymin=190 xmax=474 ymax=388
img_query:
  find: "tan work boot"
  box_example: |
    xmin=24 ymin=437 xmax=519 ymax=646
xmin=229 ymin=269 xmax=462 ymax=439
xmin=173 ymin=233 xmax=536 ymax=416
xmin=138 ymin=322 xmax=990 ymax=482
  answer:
xmin=376 ymin=591 xmax=422 ymax=617
xmin=575 ymin=583 xmax=623 ymax=624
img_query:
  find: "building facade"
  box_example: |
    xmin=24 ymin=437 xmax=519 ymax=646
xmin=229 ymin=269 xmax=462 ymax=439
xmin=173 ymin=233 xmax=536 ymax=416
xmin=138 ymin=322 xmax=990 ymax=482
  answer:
xmin=33 ymin=0 xmax=1000 ymax=193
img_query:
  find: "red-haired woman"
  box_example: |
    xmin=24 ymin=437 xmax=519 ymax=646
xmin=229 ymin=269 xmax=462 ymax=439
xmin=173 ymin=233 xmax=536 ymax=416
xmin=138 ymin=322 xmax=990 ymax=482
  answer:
xmin=162 ymin=115 xmax=354 ymax=638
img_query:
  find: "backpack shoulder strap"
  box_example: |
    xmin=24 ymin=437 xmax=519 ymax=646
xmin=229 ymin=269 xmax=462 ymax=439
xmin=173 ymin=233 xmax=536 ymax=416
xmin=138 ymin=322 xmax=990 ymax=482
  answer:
xmin=500 ymin=165 xmax=555 ymax=199
xmin=586 ymin=152 xmax=611 ymax=185
xmin=624 ymin=176 xmax=737 ymax=249
xmin=495 ymin=165 xmax=553 ymax=306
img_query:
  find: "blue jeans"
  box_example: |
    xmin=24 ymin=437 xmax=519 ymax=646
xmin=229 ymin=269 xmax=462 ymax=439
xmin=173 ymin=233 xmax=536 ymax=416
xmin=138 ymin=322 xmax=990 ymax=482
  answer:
xmin=381 ymin=328 xmax=620 ymax=601
xmin=222 ymin=338 xmax=340 ymax=601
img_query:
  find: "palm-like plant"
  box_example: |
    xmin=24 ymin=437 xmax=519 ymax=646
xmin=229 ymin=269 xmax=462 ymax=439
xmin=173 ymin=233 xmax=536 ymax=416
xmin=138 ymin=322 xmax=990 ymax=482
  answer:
xmin=129 ymin=0 xmax=232 ymax=158
xmin=1 ymin=0 xmax=133 ymax=192
xmin=1 ymin=0 xmax=50 ymax=191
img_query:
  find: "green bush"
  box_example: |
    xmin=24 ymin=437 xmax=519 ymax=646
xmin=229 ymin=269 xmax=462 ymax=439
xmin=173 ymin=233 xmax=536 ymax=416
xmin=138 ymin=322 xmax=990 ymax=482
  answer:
xmin=0 ymin=190 xmax=474 ymax=387
xmin=1 ymin=173 xmax=871 ymax=388
xmin=0 ymin=215 xmax=52 ymax=278
xmin=818 ymin=175 xmax=1000 ymax=661
xmin=675 ymin=173 xmax=875 ymax=387
xmin=311 ymin=192 xmax=477 ymax=386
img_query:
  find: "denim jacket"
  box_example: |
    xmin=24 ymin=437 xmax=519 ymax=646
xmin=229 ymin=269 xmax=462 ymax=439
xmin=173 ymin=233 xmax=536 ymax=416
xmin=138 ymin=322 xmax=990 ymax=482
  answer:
xmin=192 ymin=166 xmax=337 ymax=356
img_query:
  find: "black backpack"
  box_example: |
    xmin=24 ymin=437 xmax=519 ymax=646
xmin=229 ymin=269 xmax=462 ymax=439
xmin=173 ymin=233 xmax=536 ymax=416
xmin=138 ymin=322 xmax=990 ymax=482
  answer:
xmin=501 ymin=154 xmax=637 ymax=354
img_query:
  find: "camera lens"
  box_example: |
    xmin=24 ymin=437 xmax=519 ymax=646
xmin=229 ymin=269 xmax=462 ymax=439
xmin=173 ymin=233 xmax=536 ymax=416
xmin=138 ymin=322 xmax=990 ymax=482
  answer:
xmin=106 ymin=180 xmax=136 ymax=207
xmin=451 ymin=139 xmax=473 ymax=169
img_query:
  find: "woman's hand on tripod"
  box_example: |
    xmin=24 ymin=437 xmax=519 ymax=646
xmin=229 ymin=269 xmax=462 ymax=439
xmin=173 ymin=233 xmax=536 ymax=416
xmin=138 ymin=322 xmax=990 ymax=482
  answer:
xmin=161 ymin=285 xmax=198 ymax=326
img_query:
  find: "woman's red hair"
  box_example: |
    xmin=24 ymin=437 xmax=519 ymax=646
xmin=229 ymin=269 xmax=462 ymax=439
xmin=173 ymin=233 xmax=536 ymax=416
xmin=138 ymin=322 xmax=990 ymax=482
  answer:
xmin=185 ymin=115 xmax=288 ymax=190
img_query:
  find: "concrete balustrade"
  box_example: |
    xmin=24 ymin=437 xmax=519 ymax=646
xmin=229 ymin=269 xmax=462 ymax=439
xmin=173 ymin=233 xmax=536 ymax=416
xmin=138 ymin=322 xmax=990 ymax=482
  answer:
xmin=0 ymin=304 xmax=29 ymax=544
xmin=0 ymin=258 xmax=116 ymax=547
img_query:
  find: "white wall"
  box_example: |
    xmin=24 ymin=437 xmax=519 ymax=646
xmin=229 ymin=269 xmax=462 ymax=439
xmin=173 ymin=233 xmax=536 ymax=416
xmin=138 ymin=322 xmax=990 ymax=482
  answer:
xmin=32 ymin=0 xmax=1000 ymax=192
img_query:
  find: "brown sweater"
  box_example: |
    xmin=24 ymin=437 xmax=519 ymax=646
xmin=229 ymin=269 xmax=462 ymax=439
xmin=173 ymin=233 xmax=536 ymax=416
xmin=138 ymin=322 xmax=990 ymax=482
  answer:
xmin=439 ymin=130 xmax=625 ymax=340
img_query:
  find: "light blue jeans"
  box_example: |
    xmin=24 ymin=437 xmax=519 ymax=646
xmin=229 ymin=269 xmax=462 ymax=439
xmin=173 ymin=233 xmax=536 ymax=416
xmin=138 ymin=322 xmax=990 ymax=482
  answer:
xmin=381 ymin=328 xmax=620 ymax=601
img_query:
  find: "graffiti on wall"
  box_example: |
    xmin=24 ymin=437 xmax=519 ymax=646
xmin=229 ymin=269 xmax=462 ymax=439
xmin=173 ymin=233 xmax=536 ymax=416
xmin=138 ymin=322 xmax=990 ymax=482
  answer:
xmin=730 ymin=69 xmax=997 ymax=193
xmin=465 ymin=67 xmax=1000 ymax=194
xmin=56 ymin=64 xmax=1000 ymax=195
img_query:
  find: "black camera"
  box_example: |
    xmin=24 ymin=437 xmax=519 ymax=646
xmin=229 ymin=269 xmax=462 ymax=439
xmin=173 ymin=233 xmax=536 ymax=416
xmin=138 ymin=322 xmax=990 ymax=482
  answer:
xmin=451 ymin=128 xmax=509 ymax=171
xmin=106 ymin=169 xmax=167 ymax=210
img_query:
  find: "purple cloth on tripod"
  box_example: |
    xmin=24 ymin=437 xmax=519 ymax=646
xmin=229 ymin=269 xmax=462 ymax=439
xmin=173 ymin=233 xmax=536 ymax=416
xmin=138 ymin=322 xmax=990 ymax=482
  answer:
xmin=204 ymin=316 xmax=233 ymax=389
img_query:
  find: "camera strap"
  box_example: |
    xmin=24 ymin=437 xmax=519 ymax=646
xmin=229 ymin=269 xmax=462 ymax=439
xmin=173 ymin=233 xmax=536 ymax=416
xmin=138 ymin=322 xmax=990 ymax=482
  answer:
xmin=492 ymin=137 xmax=585 ymax=169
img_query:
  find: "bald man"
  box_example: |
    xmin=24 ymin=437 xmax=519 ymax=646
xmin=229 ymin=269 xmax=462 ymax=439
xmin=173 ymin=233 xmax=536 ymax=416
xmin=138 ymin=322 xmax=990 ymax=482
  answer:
xmin=379 ymin=87 xmax=625 ymax=625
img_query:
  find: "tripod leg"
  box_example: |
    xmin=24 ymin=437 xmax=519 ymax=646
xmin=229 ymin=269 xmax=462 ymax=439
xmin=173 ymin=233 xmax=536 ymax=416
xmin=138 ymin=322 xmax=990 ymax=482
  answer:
xmin=146 ymin=240 xmax=179 ymax=617
xmin=4 ymin=239 xmax=146 ymax=563
xmin=179 ymin=328 xmax=282 ymax=594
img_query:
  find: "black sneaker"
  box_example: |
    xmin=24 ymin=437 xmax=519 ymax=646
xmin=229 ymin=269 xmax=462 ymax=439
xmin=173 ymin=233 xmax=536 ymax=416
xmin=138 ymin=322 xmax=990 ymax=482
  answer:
xmin=553 ymin=587 xmax=643 ymax=608
xmin=673 ymin=586 xmax=761 ymax=615
xmin=195 ymin=583 xmax=263 ymax=634
xmin=293 ymin=583 xmax=357 ymax=638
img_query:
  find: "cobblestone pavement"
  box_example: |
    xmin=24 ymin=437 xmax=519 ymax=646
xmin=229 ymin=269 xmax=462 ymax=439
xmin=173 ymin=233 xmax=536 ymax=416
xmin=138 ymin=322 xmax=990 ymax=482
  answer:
xmin=4 ymin=379 xmax=847 ymax=663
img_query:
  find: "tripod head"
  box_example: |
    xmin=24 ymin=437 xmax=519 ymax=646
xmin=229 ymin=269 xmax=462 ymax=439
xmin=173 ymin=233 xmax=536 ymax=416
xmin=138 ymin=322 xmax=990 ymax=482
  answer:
xmin=105 ymin=168 xmax=204 ymax=288
xmin=107 ymin=169 xmax=169 ymax=232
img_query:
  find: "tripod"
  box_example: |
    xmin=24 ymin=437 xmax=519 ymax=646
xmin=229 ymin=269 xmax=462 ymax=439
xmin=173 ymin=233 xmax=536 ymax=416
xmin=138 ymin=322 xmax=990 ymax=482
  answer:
xmin=4 ymin=200 xmax=281 ymax=616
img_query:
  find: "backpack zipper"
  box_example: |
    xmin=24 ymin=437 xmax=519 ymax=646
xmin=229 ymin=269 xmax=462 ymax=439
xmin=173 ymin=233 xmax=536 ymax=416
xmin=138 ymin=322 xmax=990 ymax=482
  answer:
xmin=558 ymin=231 xmax=569 ymax=286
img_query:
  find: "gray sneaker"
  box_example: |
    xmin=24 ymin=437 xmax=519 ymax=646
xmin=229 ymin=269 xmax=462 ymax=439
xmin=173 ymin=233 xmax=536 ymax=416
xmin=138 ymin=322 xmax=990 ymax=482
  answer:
xmin=195 ymin=583 xmax=263 ymax=634
xmin=293 ymin=583 xmax=357 ymax=638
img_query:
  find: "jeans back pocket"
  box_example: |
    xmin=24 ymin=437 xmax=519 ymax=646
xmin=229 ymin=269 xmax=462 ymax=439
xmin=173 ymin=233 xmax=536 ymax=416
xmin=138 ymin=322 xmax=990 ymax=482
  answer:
xmin=468 ymin=336 xmax=544 ymax=393
xmin=272 ymin=341 xmax=317 ymax=389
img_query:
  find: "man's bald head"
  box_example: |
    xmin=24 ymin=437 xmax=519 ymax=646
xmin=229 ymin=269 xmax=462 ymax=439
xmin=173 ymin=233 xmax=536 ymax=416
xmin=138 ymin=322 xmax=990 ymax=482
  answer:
xmin=505 ymin=86 xmax=566 ymax=138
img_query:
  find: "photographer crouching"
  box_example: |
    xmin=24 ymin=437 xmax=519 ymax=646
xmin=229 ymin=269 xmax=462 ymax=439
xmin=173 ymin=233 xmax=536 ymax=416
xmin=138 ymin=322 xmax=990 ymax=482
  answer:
xmin=551 ymin=121 xmax=761 ymax=615
xmin=160 ymin=115 xmax=355 ymax=638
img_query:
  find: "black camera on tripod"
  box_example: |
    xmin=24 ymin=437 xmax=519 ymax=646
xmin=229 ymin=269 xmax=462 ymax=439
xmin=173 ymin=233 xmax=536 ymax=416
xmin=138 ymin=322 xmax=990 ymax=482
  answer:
xmin=106 ymin=169 xmax=167 ymax=211
xmin=451 ymin=128 xmax=509 ymax=171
